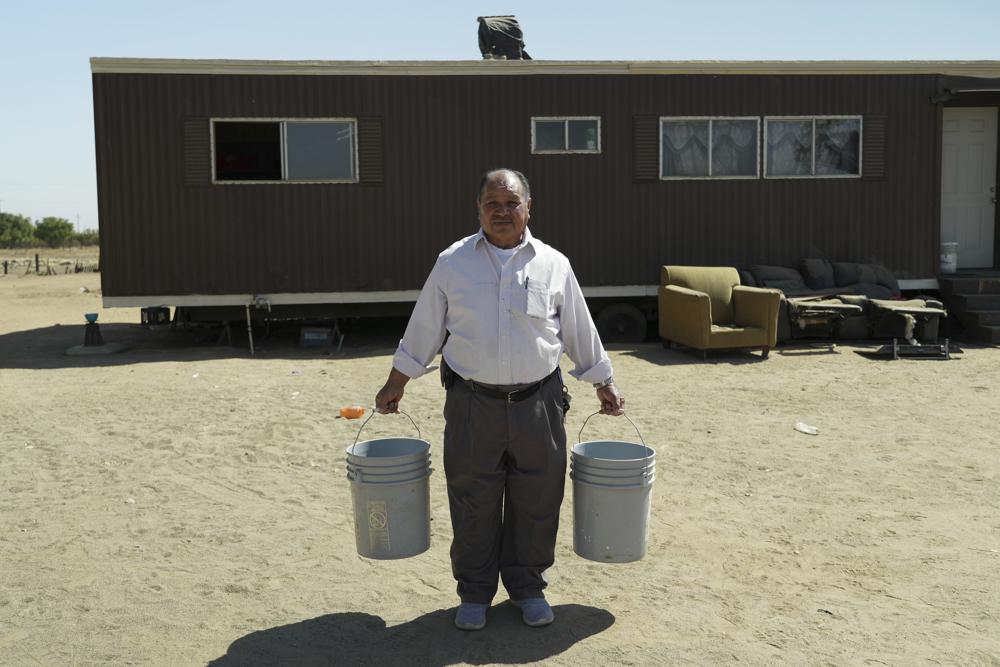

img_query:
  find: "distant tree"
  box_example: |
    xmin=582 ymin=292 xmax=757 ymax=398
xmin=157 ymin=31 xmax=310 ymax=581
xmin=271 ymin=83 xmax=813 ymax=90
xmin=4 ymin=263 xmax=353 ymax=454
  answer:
xmin=34 ymin=217 xmax=75 ymax=248
xmin=0 ymin=212 xmax=37 ymax=248
xmin=74 ymin=229 xmax=100 ymax=246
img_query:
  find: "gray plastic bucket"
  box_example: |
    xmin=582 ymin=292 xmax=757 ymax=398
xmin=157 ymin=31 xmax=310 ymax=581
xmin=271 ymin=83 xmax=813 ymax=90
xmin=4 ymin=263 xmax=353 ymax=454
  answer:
xmin=346 ymin=462 xmax=431 ymax=485
xmin=571 ymin=413 xmax=656 ymax=563
xmin=346 ymin=437 xmax=428 ymax=467
xmin=346 ymin=462 xmax=432 ymax=484
xmin=345 ymin=411 xmax=432 ymax=560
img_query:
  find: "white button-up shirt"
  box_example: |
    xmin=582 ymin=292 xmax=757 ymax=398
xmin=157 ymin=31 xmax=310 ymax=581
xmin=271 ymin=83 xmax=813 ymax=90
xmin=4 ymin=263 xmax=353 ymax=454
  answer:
xmin=392 ymin=228 xmax=613 ymax=386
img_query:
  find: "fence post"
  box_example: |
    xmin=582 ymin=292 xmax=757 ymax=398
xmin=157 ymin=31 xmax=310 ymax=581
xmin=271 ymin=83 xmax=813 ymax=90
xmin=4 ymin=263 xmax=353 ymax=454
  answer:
xmin=3 ymin=260 xmax=7 ymax=275
xmin=35 ymin=253 xmax=40 ymax=273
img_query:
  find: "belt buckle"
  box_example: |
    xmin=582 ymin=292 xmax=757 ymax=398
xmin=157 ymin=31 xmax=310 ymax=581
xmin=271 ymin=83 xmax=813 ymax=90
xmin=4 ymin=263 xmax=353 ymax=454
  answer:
xmin=506 ymin=390 xmax=517 ymax=403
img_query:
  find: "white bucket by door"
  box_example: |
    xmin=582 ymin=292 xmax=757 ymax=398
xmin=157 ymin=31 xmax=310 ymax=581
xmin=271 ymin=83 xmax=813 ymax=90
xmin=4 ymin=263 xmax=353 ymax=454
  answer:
xmin=940 ymin=242 xmax=958 ymax=274
xmin=571 ymin=413 xmax=656 ymax=563
xmin=345 ymin=412 xmax=432 ymax=560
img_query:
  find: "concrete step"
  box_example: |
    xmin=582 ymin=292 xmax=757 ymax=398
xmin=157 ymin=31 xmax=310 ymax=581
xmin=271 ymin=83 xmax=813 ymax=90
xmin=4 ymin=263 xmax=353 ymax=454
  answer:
xmin=969 ymin=310 xmax=1000 ymax=326
xmin=972 ymin=325 xmax=1000 ymax=345
xmin=955 ymin=294 xmax=1000 ymax=310
xmin=939 ymin=277 xmax=1000 ymax=295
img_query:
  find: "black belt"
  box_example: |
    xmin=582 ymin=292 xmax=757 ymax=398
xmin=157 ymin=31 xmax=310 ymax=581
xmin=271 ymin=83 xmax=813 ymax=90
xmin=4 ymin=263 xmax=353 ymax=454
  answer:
xmin=464 ymin=368 xmax=559 ymax=403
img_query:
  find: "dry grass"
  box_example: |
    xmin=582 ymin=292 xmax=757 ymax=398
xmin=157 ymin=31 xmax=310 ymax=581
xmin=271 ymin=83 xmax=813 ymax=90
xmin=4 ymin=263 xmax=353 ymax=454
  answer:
xmin=0 ymin=247 xmax=100 ymax=275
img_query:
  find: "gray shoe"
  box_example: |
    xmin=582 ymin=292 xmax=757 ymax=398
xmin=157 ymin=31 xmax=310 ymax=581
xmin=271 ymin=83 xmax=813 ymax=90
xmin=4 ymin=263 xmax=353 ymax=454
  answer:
xmin=511 ymin=597 xmax=554 ymax=627
xmin=454 ymin=602 xmax=488 ymax=630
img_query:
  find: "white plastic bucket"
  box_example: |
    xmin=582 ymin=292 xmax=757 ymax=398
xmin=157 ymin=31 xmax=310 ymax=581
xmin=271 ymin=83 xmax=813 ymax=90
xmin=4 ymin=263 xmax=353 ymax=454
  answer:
xmin=571 ymin=413 xmax=656 ymax=563
xmin=571 ymin=473 xmax=654 ymax=563
xmin=570 ymin=459 xmax=655 ymax=485
xmin=571 ymin=440 xmax=655 ymax=469
xmin=345 ymin=411 xmax=432 ymax=560
xmin=570 ymin=468 xmax=655 ymax=487
xmin=940 ymin=242 xmax=958 ymax=274
xmin=571 ymin=455 xmax=656 ymax=475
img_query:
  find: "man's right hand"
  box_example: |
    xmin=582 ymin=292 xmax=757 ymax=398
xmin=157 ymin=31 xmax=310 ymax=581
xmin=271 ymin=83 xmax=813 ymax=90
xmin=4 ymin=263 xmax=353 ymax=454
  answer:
xmin=375 ymin=368 xmax=410 ymax=414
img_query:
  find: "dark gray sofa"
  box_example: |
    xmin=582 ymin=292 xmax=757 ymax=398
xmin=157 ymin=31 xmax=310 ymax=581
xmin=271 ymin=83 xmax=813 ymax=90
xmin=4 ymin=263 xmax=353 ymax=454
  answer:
xmin=739 ymin=259 xmax=944 ymax=343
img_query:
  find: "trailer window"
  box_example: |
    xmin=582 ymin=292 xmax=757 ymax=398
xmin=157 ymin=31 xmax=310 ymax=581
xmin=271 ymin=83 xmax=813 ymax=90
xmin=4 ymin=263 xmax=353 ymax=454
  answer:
xmin=531 ymin=117 xmax=600 ymax=153
xmin=764 ymin=116 xmax=861 ymax=178
xmin=212 ymin=118 xmax=358 ymax=183
xmin=214 ymin=122 xmax=282 ymax=181
xmin=660 ymin=117 xmax=759 ymax=179
xmin=285 ymin=121 xmax=355 ymax=181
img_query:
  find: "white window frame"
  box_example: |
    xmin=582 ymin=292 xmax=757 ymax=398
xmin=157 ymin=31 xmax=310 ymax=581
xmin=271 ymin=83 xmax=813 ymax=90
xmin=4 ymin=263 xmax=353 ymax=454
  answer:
xmin=659 ymin=116 xmax=760 ymax=181
xmin=211 ymin=117 xmax=359 ymax=184
xmin=531 ymin=116 xmax=602 ymax=154
xmin=763 ymin=115 xmax=863 ymax=179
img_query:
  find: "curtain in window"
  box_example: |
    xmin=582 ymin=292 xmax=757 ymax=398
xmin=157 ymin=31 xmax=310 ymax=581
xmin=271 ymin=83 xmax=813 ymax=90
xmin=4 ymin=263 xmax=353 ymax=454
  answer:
xmin=816 ymin=119 xmax=860 ymax=175
xmin=662 ymin=121 xmax=709 ymax=177
xmin=767 ymin=120 xmax=812 ymax=176
xmin=712 ymin=120 xmax=757 ymax=176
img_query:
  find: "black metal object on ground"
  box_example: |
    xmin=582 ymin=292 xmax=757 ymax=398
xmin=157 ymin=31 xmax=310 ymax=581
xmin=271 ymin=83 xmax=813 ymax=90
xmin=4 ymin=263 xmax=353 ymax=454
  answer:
xmin=84 ymin=322 xmax=105 ymax=347
xmin=141 ymin=307 xmax=171 ymax=326
xmin=477 ymin=16 xmax=531 ymax=59
xmin=874 ymin=338 xmax=958 ymax=360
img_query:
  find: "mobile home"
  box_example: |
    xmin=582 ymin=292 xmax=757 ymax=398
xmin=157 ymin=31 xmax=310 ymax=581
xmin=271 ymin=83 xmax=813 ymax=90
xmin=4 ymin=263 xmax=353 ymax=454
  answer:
xmin=90 ymin=58 xmax=1000 ymax=338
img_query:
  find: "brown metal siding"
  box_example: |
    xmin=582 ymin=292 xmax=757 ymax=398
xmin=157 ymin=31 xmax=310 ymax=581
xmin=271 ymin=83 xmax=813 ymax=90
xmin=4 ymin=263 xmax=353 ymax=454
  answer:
xmin=93 ymin=71 xmax=941 ymax=298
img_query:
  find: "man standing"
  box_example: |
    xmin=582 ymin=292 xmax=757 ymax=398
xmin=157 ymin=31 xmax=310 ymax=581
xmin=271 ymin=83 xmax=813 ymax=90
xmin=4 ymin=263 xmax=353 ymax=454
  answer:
xmin=375 ymin=169 xmax=624 ymax=630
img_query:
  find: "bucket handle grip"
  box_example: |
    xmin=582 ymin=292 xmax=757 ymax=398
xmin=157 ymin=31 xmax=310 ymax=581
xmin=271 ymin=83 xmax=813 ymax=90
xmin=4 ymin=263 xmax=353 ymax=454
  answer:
xmin=352 ymin=408 xmax=421 ymax=447
xmin=578 ymin=411 xmax=646 ymax=446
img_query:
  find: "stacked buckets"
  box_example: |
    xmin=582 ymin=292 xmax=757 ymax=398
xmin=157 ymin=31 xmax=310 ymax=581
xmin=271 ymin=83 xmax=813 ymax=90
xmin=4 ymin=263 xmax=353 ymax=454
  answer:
xmin=345 ymin=412 xmax=432 ymax=560
xmin=570 ymin=414 xmax=656 ymax=563
xmin=345 ymin=410 xmax=654 ymax=564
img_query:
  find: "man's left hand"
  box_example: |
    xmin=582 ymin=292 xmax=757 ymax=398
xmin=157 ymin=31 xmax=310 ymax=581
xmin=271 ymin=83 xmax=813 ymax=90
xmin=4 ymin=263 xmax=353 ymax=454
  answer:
xmin=597 ymin=384 xmax=624 ymax=416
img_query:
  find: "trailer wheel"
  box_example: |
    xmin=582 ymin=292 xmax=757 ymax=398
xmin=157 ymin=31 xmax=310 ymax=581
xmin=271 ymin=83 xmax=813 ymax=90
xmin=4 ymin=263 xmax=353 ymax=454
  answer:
xmin=596 ymin=303 xmax=647 ymax=344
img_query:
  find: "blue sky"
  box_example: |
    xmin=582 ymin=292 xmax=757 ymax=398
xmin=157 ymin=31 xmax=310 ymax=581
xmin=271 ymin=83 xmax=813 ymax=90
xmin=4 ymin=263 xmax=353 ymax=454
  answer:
xmin=1 ymin=0 xmax=998 ymax=231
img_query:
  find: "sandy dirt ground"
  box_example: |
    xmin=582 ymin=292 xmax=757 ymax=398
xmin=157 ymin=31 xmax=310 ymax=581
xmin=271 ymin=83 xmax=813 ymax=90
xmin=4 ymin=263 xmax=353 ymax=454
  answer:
xmin=1 ymin=268 xmax=998 ymax=666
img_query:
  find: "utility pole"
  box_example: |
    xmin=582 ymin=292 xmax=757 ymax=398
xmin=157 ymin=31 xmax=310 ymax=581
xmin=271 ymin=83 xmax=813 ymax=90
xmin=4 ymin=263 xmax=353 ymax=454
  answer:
xmin=76 ymin=213 xmax=80 ymax=233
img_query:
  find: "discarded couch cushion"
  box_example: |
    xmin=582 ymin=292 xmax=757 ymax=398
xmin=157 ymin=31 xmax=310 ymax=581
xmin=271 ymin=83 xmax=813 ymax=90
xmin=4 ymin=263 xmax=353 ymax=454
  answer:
xmin=833 ymin=262 xmax=872 ymax=286
xmin=748 ymin=265 xmax=809 ymax=294
xmin=871 ymin=264 xmax=900 ymax=294
xmin=799 ymin=258 xmax=835 ymax=290
xmin=833 ymin=262 xmax=900 ymax=296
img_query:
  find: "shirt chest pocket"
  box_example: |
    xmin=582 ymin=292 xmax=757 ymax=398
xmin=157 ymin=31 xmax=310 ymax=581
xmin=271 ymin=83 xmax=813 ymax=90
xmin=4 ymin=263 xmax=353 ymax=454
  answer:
xmin=524 ymin=285 xmax=551 ymax=319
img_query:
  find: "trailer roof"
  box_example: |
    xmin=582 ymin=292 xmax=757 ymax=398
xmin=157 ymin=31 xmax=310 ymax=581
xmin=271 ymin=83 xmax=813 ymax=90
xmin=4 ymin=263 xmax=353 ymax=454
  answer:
xmin=90 ymin=58 xmax=1000 ymax=77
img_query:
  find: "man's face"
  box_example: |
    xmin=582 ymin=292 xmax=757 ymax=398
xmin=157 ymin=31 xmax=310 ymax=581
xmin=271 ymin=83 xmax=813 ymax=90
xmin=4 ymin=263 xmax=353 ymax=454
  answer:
xmin=477 ymin=174 xmax=530 ymax=249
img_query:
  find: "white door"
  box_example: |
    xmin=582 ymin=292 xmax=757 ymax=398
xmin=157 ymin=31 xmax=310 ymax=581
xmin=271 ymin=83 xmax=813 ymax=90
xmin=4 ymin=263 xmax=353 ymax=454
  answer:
xmin=941 ymin=107 xmax=997 ymax=269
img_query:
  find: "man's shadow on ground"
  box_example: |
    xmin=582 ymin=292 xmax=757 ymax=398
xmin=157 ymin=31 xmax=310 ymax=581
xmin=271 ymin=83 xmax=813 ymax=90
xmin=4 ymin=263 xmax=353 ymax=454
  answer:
xmin=209 ymin=603 xmax=614 ymax=666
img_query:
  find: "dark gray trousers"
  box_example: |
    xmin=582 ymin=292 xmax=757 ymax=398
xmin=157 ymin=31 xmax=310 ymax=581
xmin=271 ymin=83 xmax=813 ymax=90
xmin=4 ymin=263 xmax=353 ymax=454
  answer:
xmin=442 ymin=373 xmax=567 ymax=604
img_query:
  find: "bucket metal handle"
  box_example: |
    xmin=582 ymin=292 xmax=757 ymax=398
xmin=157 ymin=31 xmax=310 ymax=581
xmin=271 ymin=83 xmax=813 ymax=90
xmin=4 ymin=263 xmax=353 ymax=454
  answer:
xmin=578 ymin=411 xmax=646 ymax=446
xmin=352 ymin=408 xmax=422 ymax=447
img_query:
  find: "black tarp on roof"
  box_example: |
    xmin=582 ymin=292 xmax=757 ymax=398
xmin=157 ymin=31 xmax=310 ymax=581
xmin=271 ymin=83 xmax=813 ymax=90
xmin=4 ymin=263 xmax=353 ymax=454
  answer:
xmin=477 ymin=16 xmax=531 ymax=60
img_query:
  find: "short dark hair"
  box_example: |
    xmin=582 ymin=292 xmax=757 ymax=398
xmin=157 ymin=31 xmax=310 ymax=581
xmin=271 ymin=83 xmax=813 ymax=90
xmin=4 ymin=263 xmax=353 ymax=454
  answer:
xmin=478 ymin=168 xmax=530 ymax=201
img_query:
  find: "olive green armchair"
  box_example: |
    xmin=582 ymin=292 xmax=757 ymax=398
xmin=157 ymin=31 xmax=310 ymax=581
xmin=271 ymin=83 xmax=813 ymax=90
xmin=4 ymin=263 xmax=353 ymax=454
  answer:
xmin=659 ymin=265 xmax=782 ymax=359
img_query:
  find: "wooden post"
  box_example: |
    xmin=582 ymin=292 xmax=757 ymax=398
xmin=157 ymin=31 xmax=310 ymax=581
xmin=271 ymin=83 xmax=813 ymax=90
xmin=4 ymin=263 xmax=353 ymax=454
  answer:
xmin=35 ymin=253 xmax=40 ymax=273
xmin=3 ymin=260 xmax=7 ymax=275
